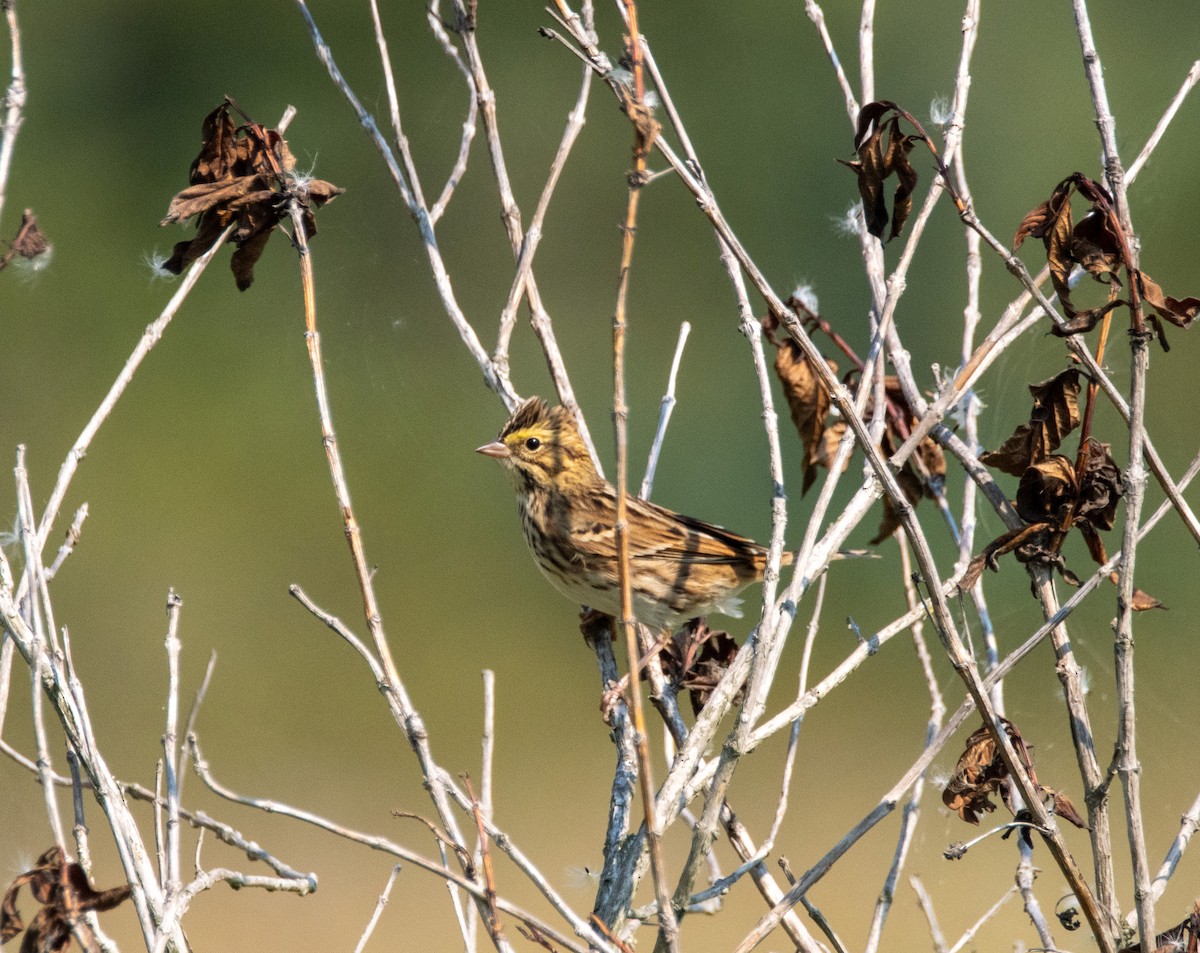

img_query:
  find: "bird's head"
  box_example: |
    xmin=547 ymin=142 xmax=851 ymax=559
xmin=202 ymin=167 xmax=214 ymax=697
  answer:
xmin=476 ymin=396 xmax=597 ymax=492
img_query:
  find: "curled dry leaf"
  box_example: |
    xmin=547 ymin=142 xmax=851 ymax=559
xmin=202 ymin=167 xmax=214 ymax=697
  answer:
xmin=1015 ymin=172 xmax=1197 ymax=347
xmin=1 ymin=846 xmax=132 ymax=953
xmin=942 ymin=717 xmax=1034 ymax=825
xmin=981 ymin=369 xmax=1081 ymax=477
xmin=964 ymin=365 xmax=1160 ymax=602
xmin=160 ymin=97 xmax=344 ymax=290
xmin=838 ymin=101 xmax=925 ymax=242
xmin=1139 ymin=272 xmax=1200 ymax=329
xmin=662 ymin=618 xmax=742 ymax=715
xmin=943 ymin=720 xmax=1084 ymax=842
xmin=762 ymin=308 xmax=942 ymax=540
xmin=1015 ymin=455 xmax=1079 ymax=526
xmin=1075 ymin=440 xmax=1123 ymax=532
xmin=958 ymin=522 xmax=1051 ymax=592
xmin=762 ymin=312 xmax=838 ymax=495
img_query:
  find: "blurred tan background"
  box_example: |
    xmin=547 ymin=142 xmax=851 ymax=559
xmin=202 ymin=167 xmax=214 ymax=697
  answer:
xmin=1 ymin=0 xmax=1198 ymax=949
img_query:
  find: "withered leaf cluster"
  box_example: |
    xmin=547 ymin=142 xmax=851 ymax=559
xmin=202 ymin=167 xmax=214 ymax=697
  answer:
xmin=1117 ymin=903 xmax=1200 ymax=953
xmin=838 ymin=101 xmax=928 ymax=242
xmin=662 ymin=619 xmax=742 ymax=715
xmin=763 ymin=306 xmax=945 ymax=543
xmin=963 ymin=368 xmax=1161 ymax=607
xmin=1015 ymin=173 xmax=1199 ymax=348
xmin=0 ymin=209 xmax=51 ymax=273
xmin=160 ymin=98 xmax=344 ymax=291
xmin=765 ymin=316 xmax=946 ymax=543
xmin=943 ymin=718 xmax=1087 ymax=839
xmin=980 ymin=369 xmax=1081 ymax=476
xmin=1 ymin=846 xmax=131 ymax=953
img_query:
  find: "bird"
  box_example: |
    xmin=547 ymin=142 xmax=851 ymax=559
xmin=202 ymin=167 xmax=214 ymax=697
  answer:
xmin=477 ymin=396 xmax=791 ymax=630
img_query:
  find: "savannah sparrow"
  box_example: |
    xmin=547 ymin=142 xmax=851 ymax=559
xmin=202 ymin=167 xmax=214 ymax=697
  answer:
xmin=477 ymin=396 xmax=791 ymax=630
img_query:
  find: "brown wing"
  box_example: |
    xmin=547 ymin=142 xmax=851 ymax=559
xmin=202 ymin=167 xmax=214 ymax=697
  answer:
xmin=564 ymin=483 xmax=776 ymax=570
xmin=633 ymin=499 xmax=767 ymax=566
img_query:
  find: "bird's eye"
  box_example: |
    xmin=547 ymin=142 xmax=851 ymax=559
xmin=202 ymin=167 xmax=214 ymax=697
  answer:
xmin=524 ymin=437 xmax=542 ymax=451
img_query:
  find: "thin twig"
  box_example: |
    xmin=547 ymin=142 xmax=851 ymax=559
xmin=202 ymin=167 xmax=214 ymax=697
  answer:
xmin=285 ymin=192 xmax=496 ymax=945
xmin=639 ymin=322 xmax=690 ymax=499
xmin=450 ymin=0 xmax=602 ymax=468
xmin=353 ymin=865 xmax=402 ymax=953
xmin=864 ymin=535 xmax=945 ymax=953
xmin=161 ymin=590 xmax=184 ymax=904
xmin=909 ymin=877 xmax=947 ymax=953
xmin=0 ymin=0 xmax=26 ymax=232
xmin=1017 ymin=837 xmax=1056 ymax=949
xmin=187 ymin=734 xmax=609 ymax=953
xmin=424 ymin=6 xmax=478 ymax=224
xmin=1131 ymin=787 xmax=1200 ymax=925
xmin=24 ymin=222 xmax=236 ymax=601
xmin=292 ymin=0 xmax=510 ymax=406
xmin=1072 ymin=2 xmax=1154 ymax=948
xmin=1126 ymin=60 xmax=1200 ymax=182
xmin=602 ymin=2 xmax=676 ymax=946
xmin=947 ymin=885 xmax=1017 ymax=953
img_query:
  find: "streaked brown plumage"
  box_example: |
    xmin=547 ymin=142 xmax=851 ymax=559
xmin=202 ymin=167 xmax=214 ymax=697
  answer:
xmin=477 ymin=396 xmax=790 ymax=630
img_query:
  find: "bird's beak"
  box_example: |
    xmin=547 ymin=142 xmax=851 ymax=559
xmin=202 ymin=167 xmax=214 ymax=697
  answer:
xmin=476 ymin=440 xmax=510 ymax=459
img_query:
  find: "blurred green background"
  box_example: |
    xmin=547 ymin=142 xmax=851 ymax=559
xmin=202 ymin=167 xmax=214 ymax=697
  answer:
xmin=1 ymin=0 xmax=1198 ymax=949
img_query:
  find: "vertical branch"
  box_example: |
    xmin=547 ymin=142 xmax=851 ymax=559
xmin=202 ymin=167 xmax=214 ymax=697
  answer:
xmin=1071 ymin=3 xmax=1154 ymax=949
xmin=857 ymin=0 xmax=876 ymax=106
xmin=609 ymin=1 xmax=677 ymax=946
xmin=161 ymin=590 xmax=184 ymax=899
xmin=16 ymin=447 xmax=65 ymax=850
xmin=864 ymin=536 xmax=945 ymax=953
xmin=0 ymin=0 xmax=26 ymax=231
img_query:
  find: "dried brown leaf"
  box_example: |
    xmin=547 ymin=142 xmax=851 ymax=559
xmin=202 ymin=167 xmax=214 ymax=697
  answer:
xmin=1050 ymin=299 xmax=1126 ymax=337
xmin=1130 ymin=587 xmax=1166 ymax=611
xmin=884 ymin=117 xmax=919 ymax=242
xmin=189 ymin=103 xmax=240 ymax=184
xmin=1015 ymin=454 xmax=1077 ymax=526
xmin=663 ymin=619 xmax=741 ymax=715
xmin=767 ymin=322 xmax=836 ymax=495
xmin=161 ymin=176 xmax=264 ymax=225
xmin=230 ymin=226 xmax=274 ymax=292
xmin=0 ymin=209 xmax=52 ymax=274
xmin=840 ymin=102 xmax=924 ymax=242
xmin=1139 ymin=272 xmax=1200 ymax=329
xmin=815 ymin=420 xmax=848 ymax=473
xmin=981 ymin=369 xmax=1081 ymax=476
xmin=1070 ymin=209 xmax=1123 ymax=282
xmin=10 ymin=209 xmax=49 ymax=260
xmin=943 ymin=718 xmax=1032 ymax=824
xmin=160 ymin=99 xmax=343 ymax=290
xmin=958 ymin=523 xmax=1052 ymax=591
xmin=871 ymin=461 xmax=923 ymax=545
xmin=1076 ymin=440 xmax=1123 ymax=532
xmin=1043 ymin=189 xmax=1076 ymax=311
xmin=1 ymin=847 xmax=131 ymax=953
xmin=1016 ymin=175 xmax=1132 ymax=328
